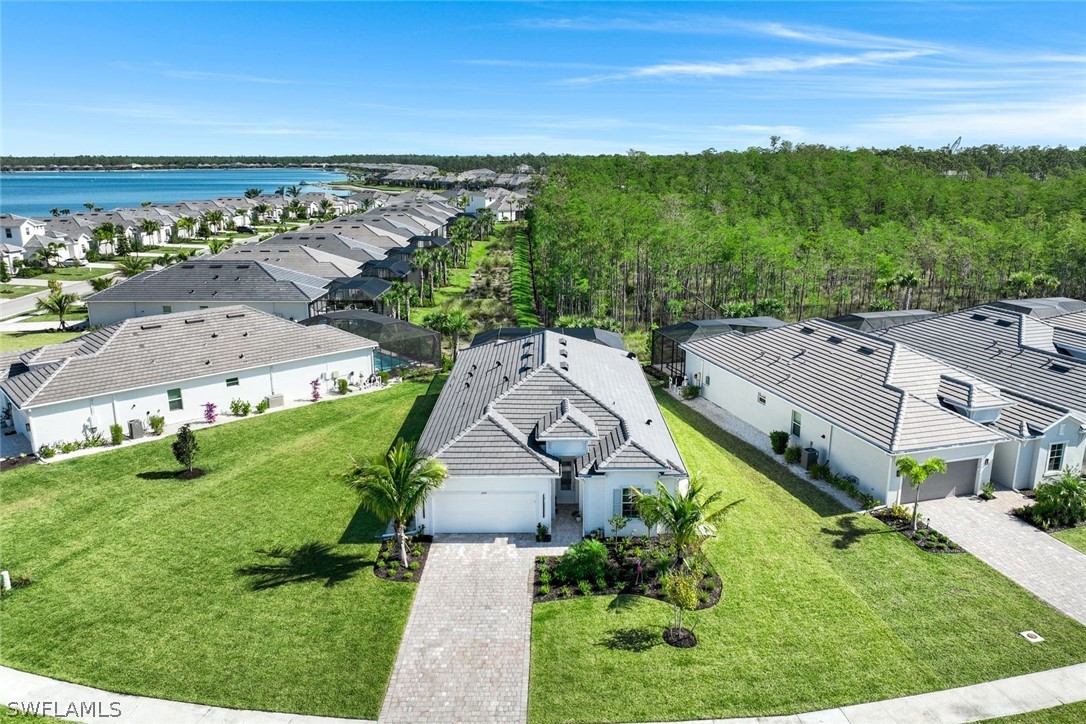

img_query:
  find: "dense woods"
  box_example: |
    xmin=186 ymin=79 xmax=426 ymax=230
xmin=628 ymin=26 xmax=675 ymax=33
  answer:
xmin=525 ymin=145 xmax=1086 ymax=328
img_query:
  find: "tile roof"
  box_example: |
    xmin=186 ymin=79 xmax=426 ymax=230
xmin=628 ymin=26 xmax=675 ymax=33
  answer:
xmin=1 ymin=305 xmax=375 ymax=409
xmin=207 ymin=243 xmax=362 ymax=278
xmin=418 ymin=330 xmax=685 ymax=477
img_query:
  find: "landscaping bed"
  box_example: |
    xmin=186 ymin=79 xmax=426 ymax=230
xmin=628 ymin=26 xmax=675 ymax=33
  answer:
xmin=0 ymin=455 xmax=38 ymax=473
xmin=373 ymin=534 xmax=432 ymax=582
xmin=532 ymin=537 xmax=722 ymax=609
xmin=871 ymin=508 xmax=964 ymax=553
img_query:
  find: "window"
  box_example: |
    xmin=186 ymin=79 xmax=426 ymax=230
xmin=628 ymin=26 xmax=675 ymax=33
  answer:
xmin=621 ymin=488 xmax=638 ymax=518
xmin=167 ymin=388 xmax=183 ymax=411
xmin=791 ymin=410 xmax=802 ymax=437
xmin=4 ymin=229 xmax=11 ymax=239
xmin=757 ymin=393 xmax=766 ymax=405
xmin=225 ymin=377 xmax=239 ymax=387
xmin=1047 ymin=443 xmax=1065 ymax=473
xmin=162 ymin=305 xmax=172 ymax=314
xmin=560 ymin=460 xmax=573 ymax=491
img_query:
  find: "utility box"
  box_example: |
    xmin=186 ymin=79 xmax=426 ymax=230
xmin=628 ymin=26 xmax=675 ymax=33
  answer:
xmin=265 ymin=393 xmax=285 ymax=409
xmin=128 ymin=419 xmax=145 ymax=440
xmin=802 ymin=447 xmax=819 ymax=470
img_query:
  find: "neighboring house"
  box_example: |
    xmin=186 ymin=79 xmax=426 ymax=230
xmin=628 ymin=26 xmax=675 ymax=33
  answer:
xmin=84 ymin=259 xmax=331 ymax=326
xmin=207 ymin=243 xmax=363 ymax=278
xmin=258 ymin=232 xmax=386 ymax=264
xmin=0 ymin=243 xmax=24 ymax=270
xmin=23 ymin=232 xmax=87 ymax=264
xmin=683 ymin=319 xmax=1007 ymax=505
xmin=651 ymin=317 xmax=786 ymax=379
xmin=878 ymin=303 xmax=1086 ymax=486
xmin=415 ymin=329 xmax=687 ymax=535
xmin=828 ymin=309 xmax=938 ymax=331
xmin=0 ymin=305 xmax=376 ymax=452
xmin=0 ymin=214 xmax=45 ymax=246
xmin=307 ymin=221 xmax=413 ymax=251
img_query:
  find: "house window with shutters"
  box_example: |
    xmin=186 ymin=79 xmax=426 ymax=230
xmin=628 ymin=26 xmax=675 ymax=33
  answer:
xmin=613 ymin=486 xmax=650 ymax=519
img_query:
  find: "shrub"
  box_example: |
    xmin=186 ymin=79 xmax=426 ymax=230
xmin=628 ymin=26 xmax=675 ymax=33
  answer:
xmin=310 ymin=379 xmax=321 ymax=402
xmin=785 ymin=445 xmax=802 ymax=464
xmin=538 ymin=569 xmax=551 ymax=585
xmin=378 ymin=370 xmax=390 ymax=385
xmin=38 ymin=445 xmax=56 ymax=459
xmin=337 ymin=378 xmax=349 ymax=395
xmin=1031 ymin=470 xmax=1086 ymax=528
xmin=859 ymin=493 xmax=880 ymax=510
xmin=595 ymin=576 xmax=607 ymax=591
xmin=255 ymin=398 xmax=269 ymax=414
xmin=203 ymin=402 xmax=218 ymax=424
xmin=556 ymin=539 xmax=608 ymax=584
xmin=809 ymin=462 xmax=831 ymax=481
xmin=388 ymin=560 xmax=400 ymax=572
xmin=770 ymin=431 xmax=790 ymax=454
xmin=979 ymin=481 xmax=996 ymax=501
xmin=149 ymin=415 xmax=165 ymax=435
xmin=536 ymin=522 xmax=550 ymax=542
xmin=577 ymin=579 xmax=593 ymax=596
xmin=109 ymin=423 xmax=124 ymax=446
xmin=408 ymin=561 xmax=420 ymax=571
xmin=680 ymin=384 xmax=701 ymax=400
xmin=59 ymin=440 xmax=79 ymax=454
xmin=887 ymin=503 xmax=911 ymax=521
xmin=172 ymin=424 xmax=199 ymax=472
xmin=539 ymin=583 xmax=551 ymax=595
xmin=560 ymin=585 xmax=572 ymax=598
xmin=229 ymin=398 xmax=251 ymax=416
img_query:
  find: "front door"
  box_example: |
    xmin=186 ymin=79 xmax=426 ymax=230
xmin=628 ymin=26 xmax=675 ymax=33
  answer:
xmin=557 ymin=460 xmax=578 ymax=505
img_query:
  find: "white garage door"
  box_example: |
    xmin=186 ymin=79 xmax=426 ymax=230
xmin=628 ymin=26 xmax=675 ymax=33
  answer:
xmin=431 ymin=491 xmax=539 ymax=534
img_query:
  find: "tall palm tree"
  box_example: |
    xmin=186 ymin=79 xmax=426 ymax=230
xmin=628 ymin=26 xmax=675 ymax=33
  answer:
xmin=391 ymin=280 xmax=414 ymax=320
xmin=83 ymin=202 xmax=95 ymax=211
xmin=631 ymin=475 xmax=743 ymax=568
xmin=444 ymin=309 xmax=473 ymax=361
xmin=286 ymin=200 xmax=305 ymax=219
xmin=202 ymin=209 xmax=226 ymax=232
xmin=318 ymin=198 xmax=335 ymax=220
xmin=59 ymin=208 xmax=71 ymax=216
xmin=895 ymin=270 xmax=921 ymax=310
xmin=896 ymin=456 xmax=948 ymax=531
xmin=344 ymin=439 xmax=447 ymax=567
xmin=50 ymin=207 xmax=60 ymax=218
xmin=176 ymin=216 xmax=196 ymax=240
xmin=412 ymin=248 xmax=433 ymax=305
xmin=35 ymin=291 xmax=81 ymax=331
xmin=244 ymin=188 xmax=263 ymax=199
xmin=34 ymin=242 xmax=65 ymax=270
xmin=116 ymin=255 xmax=151 ymax=278
xmin=475 ymin=208 xmax=496 ymax=239
xmin=89 ymin=275 xmax=116 ymax=292
xmin=432 ymin=246 xmax=452 ymax=286
xmin=250 ymin=203 xmax=270 ymax=225
xmin=138 ymin=218 xmax=162 ymax=245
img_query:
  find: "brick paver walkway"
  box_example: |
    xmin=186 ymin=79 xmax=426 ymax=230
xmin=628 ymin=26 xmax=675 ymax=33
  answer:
xmin=924 ymin=491 xmax=1086 ymax=625
xmin=378 ymin=534 xmax=564 ymax=724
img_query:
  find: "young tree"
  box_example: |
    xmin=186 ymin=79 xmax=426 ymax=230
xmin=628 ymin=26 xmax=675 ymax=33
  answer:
xmin=172 ymin=424 xmax=199 ymax=473
xmin=661 ymin=568 xmax=701 ymax=636
xmin=35 ymin=292 xmax=81 ymax=330
xmin=344 ymin=439 xmax=447 ymax=566
xmin=631 ymin=475 xmax=743 ymax=568
xmin=896 ymin=456 xmax=948 ymax=531
xmin=443 ymin=309 xmax=473 ymax=360
xmin=0 ymin=258 xmax=10 ymax=283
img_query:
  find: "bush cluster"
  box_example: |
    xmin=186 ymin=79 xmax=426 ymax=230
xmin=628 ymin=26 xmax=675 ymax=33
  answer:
xmin=38 ymin=431 xmax=108 ymax=459
xmin=1030 ymin=470 xmax=1086 ymax=528
xmin=680 ymin=384 xmax=701 ymax=400
xmin=784 ymin=445 xmax=802 ymax=464
xmin=769 ymin=431 xmax=790 ymax=455
xmin=229 ymin=399 xmax=252 ymax=416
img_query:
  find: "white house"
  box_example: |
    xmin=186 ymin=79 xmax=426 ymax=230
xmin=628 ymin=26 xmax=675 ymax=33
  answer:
xmin=415 ymin=329 xmax=688 ymax=536
xmin=0 ymin=214 xmax=45 ymax=247
xmin=683 ymin=319 xmax=1008 ymax=505
xmin=0 ymin=305 xmax=376 ymax=453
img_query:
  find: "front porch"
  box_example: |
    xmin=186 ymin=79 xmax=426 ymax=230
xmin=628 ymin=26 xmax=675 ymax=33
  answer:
xmin=551 ymin=503 xmax=582 ymax=546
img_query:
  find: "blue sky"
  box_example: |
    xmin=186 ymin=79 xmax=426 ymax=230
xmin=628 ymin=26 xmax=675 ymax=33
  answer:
xmin=2 ymin=2 xmax=1083 ymax=155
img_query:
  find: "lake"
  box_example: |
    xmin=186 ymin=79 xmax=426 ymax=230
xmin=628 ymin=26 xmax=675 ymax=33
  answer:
xmin=0 ymin=168 xmax=350 ymax=218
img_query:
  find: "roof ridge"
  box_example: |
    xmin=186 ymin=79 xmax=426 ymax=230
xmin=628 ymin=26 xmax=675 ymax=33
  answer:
xmin=18 ymin=357 xmax=71 ymax=407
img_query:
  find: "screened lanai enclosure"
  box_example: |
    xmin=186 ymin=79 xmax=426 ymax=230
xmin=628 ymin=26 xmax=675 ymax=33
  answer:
xmin=651 ymin=317 xmax=785 ymax=380
xmin=303 ymin=310 xmax=442 ymax=369
xmin=828 ymin=309 xmax=937 ymax=331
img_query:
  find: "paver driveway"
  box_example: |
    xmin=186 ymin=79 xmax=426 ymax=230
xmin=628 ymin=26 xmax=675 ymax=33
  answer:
xmin=378 ymin=534 xmax=564 ymax=724
xmin=923 ymin=491 xmax=1086 ymax=625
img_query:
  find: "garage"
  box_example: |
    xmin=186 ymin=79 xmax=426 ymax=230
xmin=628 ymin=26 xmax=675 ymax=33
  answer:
xmin=915 ymin=460 xmax=978 ymax=501
xmin=429 ymin=491 xmax=540 ymax=534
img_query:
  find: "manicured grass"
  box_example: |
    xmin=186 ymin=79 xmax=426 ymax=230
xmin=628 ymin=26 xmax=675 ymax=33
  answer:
xmin=0 ymin=284 xmax=41 ymax=300
xmin=409 ymin=237 xmax=492 ymax=329
xmin=528 ymin=391 xmax=1086 ymax=724
xmin=0 ymin=380 xmax=443 ymax=719
xmin=19 ymin=309 xmax=88 ymax=323
xmin=22 ymin=267 xmax=111 ymax=282
xmin=982 ymin=702 xmax=1086 ymax=723
xmin=511 ymin=229 xmax=541 ymax=326
xmin=1052 ymin=526 xmax=1086 ymax=555
xmin=0 ymin=330 xmax=83 ymax=352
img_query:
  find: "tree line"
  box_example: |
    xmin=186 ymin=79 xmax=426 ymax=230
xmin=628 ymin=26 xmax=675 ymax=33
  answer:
xmin=524 ymin=144 xmax=1086 ymax=329
xmin=1 ymin=154 xmax=551 ymax=173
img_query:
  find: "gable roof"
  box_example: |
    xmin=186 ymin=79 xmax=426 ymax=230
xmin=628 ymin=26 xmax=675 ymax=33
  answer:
xmin=1 ymin=306 xmax=375 ymax=409
xmin=683 ymin=319 xmax=1006 ymax=453
xmin=207 ymin=243 xmax=363 ymax=278
xmin=418 ymin=330 xmax=685 ymax=477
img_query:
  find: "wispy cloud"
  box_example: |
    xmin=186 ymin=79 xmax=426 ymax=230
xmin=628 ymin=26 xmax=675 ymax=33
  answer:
xmin=162 ymin=70 xmax=294 ymax=85
xmin=565 ymin=49 xmax=934 ymax=84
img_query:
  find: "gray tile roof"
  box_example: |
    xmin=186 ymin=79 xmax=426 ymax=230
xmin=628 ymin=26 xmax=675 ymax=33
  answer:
xmin=535 ymin=399 xmax=598 ymax=440
xmin=1 ymin=305 xmax=375 ymax=409
xmin=418 ymin=330 xmax=685 ymax=477
xmin=683 ymin=319 xmax=1006 ymax=453
xmin=1052 ymin=310 xmax=1086 ymax=335
xmin=207 ymin=243 xmax=362 ymax=278
xmin=258 ymin=232 xmax=386 ymax=263
xmin=84 ymin=259 xmax=330 ymax=304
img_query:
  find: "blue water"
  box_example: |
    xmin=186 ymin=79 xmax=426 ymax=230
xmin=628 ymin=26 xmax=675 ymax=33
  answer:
xmin=0 ymin=168 xmax=350 ymax=218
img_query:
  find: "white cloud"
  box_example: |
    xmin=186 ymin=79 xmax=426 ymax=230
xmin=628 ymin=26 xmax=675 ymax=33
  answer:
xmin=163 ymin=70 xmax=294 ymax=85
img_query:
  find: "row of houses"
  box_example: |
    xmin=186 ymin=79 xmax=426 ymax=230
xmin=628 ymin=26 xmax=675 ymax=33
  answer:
xmin=357 ymin=164 xmax=534 ymax=190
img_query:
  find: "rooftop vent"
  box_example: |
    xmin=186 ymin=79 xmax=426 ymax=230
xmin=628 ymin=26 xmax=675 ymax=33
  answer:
xmin=181 ymin=264 xmax=196 ymax=269
xmin=995 ymin=319 xmax=1013 ymax=328
xmin=209 ymin=264 xmax=223 ymax=269
xmin=857 ymin=345 xmax=876 ymax=356
xmin=627 ymin=351 xmax=637 ymax=359
xmin=971 ymin=313 xmax=989 ymax=321
xmin=185 ymin=318 xmax=205 ymax=325
xmin=560 ymin=349 xmax=568 ymax=357
xmin=226 ymin=313 xmax=245 ymax=319
xmin=646 ymin=419 xmax=652 ymax=425
xmin=800 ymin=326 xmax=815 ymax=335
xmin=211 ymin=332 xmax=219 ymax=338
xmin=1050 ymin=363 xmax=1071 ymax=374
xmin=560 ymin=361 xmax=569 ymax=370
xmin=139 ymin=324 xmax=161 ymax=330
xmin=559 ymin=337 xmax=568 ymax=346
xmin=827 ymin=336 xmax=844 ymax=345
xmin=793 ymin=349 xmax=806 ymax=359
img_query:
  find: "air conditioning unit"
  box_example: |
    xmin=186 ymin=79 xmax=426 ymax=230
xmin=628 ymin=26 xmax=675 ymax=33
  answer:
xmin=128 ymin=419 xmax=145 ymax=440
xmin=265 ymin=393 xmax=284 ymax=408
xmin=802 ymin=447 xmax=819 ymax=470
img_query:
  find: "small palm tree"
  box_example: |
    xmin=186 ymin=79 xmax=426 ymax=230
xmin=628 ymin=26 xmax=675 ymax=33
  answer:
xmin=318 ymin=198 xmax=334 ymax=219
xmin=138 ymin=218 xmax=162 ymax=245
xmin=344 ymin=439 xmax=447 ymax=567
xmin=34 ymin=242 xmax=65 ymax=269
xmin=244 ymin=188 xmax=263 ymax=199
xmin=631 ymin=475 xmax=743 ymax=568
xmin=207 ymin=238 xmax=231 ymax=254
xmin=392 ymin=281 xmax=415 ymax=320
xmin=116 ymin=255 xmax=151 ymax=278
xmin=444 ymin=309 xmax=473 ymax=360
xmin=35 ymin=291 xmax=81 ymax=330
xmin=895 ymin=270 xmax=921 ymax=310
xmin=896 ymin=456 xmax=948 ymax=531
xmin=89 ymin=275 xmax=115 ymax=292
xmin=176 ymin=216 xmax=196 ymax=239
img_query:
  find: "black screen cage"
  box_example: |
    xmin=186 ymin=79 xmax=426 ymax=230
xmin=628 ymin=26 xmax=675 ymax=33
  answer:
xmin=303 ymin=310 xmax=442 ymax=367
xmin=650 ymin=317 xmax=786 ymax=380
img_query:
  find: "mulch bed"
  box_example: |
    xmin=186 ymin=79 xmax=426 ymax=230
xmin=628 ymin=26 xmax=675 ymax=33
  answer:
xmin=1012 ymin=506 xmax=1086 ymax=534
xmin=373 ymin=534 xmax=433 ymax=582
xmin=871 ymin=509 xmax=964 ymax=553
xmin=663 ymin=627 xmax=697 ymax=648
xmin=176 ymin=468 xmax=206 ymax=480
xmin=0 ymin=456 xmax=39 ymax=473
xmin=532 ymin=537 xmax=722 ymax=608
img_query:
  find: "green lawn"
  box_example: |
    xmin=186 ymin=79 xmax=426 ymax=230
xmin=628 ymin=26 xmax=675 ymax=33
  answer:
xmin=0 ymin=330 xmax=83 ymax=352
xmin=0 ymin=284 xmax=42 ymax=300
xmin=409 ymin=237 xmax=493 ymax=329
xmin=982 ymin=702 xmax=1086 ymax=723
xmin=0 ymin=380 xmax=443 ymax=719
xmin=22 ymin=267 xmax=111 ymax=282
xmin=528 ymin=391 xmax=1086 ymax=724
xmin=1053 ymin=526 xmax=1086 ymax=555
xmin=511 ymin=229 xmax=541 ymax=326
xmin=18 ymin=309 xmax=88 ymax=324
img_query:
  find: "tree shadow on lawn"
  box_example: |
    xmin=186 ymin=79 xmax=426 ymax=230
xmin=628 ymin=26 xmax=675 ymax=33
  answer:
xmin=392 ymin=379 xmax=445 ymax=444
xmin=235 ymin=541 xmax=369 ymax=590
xmin=821 ymin=515 xmax=892 ymax=550
xmin=655 ymin=390 xmax=847 ymax=519
xmin=599 ymin=626 xmax=663 ymax=652
xmin=339 ymin=504 xmax=386 ymax=545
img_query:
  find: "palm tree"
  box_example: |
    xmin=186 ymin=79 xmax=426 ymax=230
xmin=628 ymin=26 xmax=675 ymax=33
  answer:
xmin=155 ymin=253 xmax=179 ymax=268
xmin=475 ymin=208 xmax=496 ymax=239
xmin=202 ymin=209 xmax=226 ymax=232
xmin=392 ymin=280 xmax=414 ymax=320
xmin=286 ymin=200 xmax=304 ymax=219
xmin=206 ymin=238 xmax=231 ymax=254
xmin=89 ymin=275 xmax=115 ymax=292
xmin=896 ymin=456 xmax=948 ymax=531
xmin=35 ymin=291 xmax=81 ymax=330
xmin=631 ymin=475 xmax=743 ymax=568
xmin=138 ymin=218 xmax=162 ymax=245
xmin=412 ymin=248 xmax=433 ymax=305
xmin=59 ymin=208 xmax=71 ymax=216
xmin=116 ymin=255 xmax=151 ymax=278
xmin=50 ymin=207 xmax=60 ymax=218
xmin=34 ymin=242 xmax=65 ymax=269
xmin=250 ymin=203 xmax=270 ymax=225
xmin=344 ymin=439 xmax=447 ymax=567
xmin=93 ymin=223 xmax=122 ymax=255
xmin=444 ymin=309 xmax=473 ymax=361
xmin=318 ymin=198 xmax=334 ymax=220
xmin=83 ymin=202 xmax=95 ymax=211
xmin=275 ymin=186 xmax=286 ymax=197
xmin=432 ymin=246 xmax=452 ymax=286
xmin=287 ymin=185 xmax=302 ymax=198
xmin=176 ymin=216 xmax=196 ymax=240
xmin=895 ymin=270 xmax=921 ymax=310
xmin=244 ymin=188 xmax=263 ymax=199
